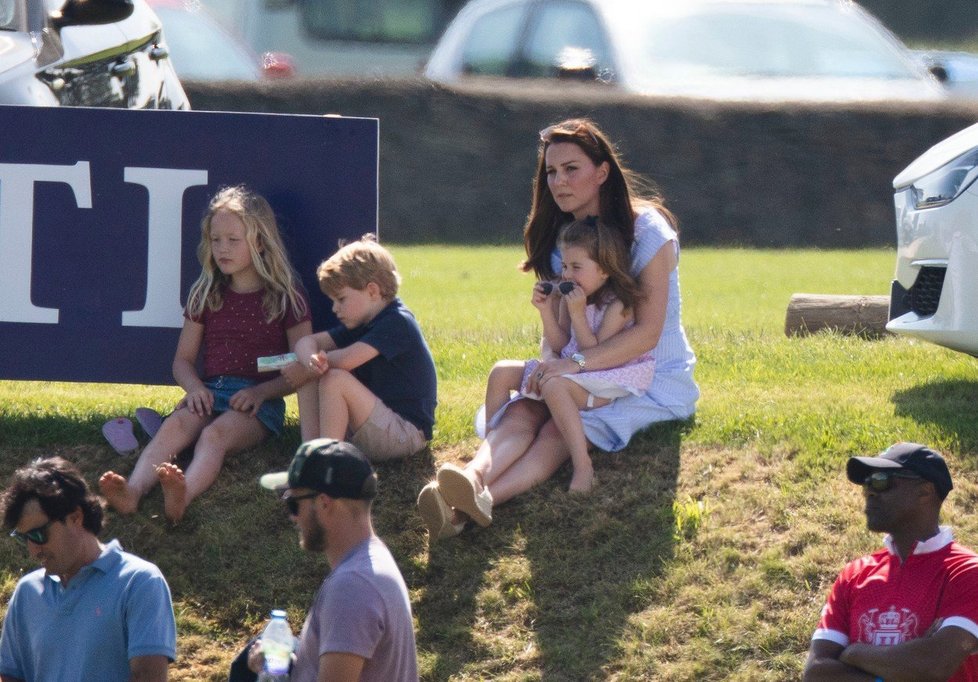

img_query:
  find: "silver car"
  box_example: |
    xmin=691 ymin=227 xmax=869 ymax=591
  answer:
xmin=0 ymin=0 xmax=188 ymax=108
xmin=887 ymin=123 xmax=978 ymax=355
xmin=424 ymin=0 xmax=945 ymax=102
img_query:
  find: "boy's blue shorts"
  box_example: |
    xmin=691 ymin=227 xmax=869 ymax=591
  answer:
xmin=205 ymin=376 xmax=285 ymax=436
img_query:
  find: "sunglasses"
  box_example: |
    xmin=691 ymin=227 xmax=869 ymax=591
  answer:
xmin=284 ymin=492 xmax=319 ymax=516
xmin=862 ymin=471 xmax=923 ymax=493
xmin=9 ymin=520 xmax=53 ymax=546
xmin=539 ymin=123 xmax=600 ymax=148
xmin=537 ymin=281 xmax=576 ymax=296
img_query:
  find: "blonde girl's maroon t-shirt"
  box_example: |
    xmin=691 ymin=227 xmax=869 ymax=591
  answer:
xmin=187 ymin=288 xmax=310 ymax=382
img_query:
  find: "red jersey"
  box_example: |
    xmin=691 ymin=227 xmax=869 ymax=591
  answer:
xmin=187 ymin=288 xmax=310 ymax=382
xmin=814 ymin=527 xmax=978 ymax=681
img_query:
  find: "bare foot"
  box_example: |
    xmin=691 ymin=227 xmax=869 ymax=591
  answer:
xmin=157 ymin=463 xmax=188 ymax=524
xmin=98 ymin=471 xmax=140 ymax=514
xmin=568 ymin=465 xmax=595 ymax=494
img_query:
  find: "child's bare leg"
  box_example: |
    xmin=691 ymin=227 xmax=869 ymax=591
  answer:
xmin=296 ymin=379 xmax=320 ymax=441
xmin=540 ymin=378 xmax=606 ymax=493
xmin=316 ymin=369 xmax=378 ymax=441
xmin=484 ymin=361 xmax=526 ymax=425
xmin=159 ymin=410 xmax=268 ymax=523
xmin=99 ymin=408 xmax=206 ymax=514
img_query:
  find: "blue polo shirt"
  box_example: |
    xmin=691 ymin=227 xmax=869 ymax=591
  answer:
xmin=328 ymin=298 xmax=437 ymax=439
xmin=0 ymin=539 xmax=176 ymax=682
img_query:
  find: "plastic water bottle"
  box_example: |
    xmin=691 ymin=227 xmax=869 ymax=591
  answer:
xmin=258 ymin=609 xmax=293 ymax=681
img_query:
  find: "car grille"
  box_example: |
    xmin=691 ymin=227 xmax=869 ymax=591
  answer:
xmin=907 ymin=266 xmax=946 ymax=317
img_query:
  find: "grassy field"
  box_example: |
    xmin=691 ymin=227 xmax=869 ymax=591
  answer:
xmin=2 ymin=245 xmax=977 ymax=680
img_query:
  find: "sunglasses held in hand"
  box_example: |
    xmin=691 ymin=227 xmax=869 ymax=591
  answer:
xmin=537 ymin=281 xmax=576 ymax=296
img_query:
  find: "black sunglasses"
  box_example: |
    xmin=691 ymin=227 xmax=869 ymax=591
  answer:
xmin=284 ymin=492 xmax=320 ymax=516
xmin=9 ymin=520 xmax=53 ymax=546
xmin=863 ymin=471 xmax=923 ymax=493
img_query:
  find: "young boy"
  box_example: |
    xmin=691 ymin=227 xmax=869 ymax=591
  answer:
xmin=285 ymin=234 xmax=437 ymax=461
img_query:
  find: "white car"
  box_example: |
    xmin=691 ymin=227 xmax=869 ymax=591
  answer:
xmin=0 ymin=0 xmax=188 ymax=108
xmin=424 ymin=0 xmax=946 ymax=102
xmin=145 ymin=0 xmax=295 ymax=80
xmin=887 ymin=122 xmax=978 ymax=355
xmin=914 ymin=49 xmax=978 ymax=101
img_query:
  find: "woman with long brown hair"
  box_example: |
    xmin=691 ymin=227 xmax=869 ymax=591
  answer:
xmin=418 ymin=118 xmax=698 ymax=540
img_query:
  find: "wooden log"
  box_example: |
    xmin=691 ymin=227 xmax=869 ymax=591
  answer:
xmin=785 ymin=294 xmax=891 ymax=338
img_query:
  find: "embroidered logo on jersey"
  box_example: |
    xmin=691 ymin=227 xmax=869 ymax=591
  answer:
xmin=858 ymin=607 xmax=919 ymax=645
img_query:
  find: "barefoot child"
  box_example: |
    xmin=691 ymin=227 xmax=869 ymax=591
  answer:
xmin=479 ymin=217 xmax=653 ymax=493
xmin=100 ymin=186 xmax=311 ymax=523
xmin=282 ymin=234 xmax=437 ymax=462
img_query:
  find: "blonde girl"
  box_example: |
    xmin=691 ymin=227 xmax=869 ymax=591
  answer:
xmin=100 ymin=186 xmax=312 ymax=523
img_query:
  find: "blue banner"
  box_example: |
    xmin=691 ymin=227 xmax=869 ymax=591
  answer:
xmin=0 ymin=105 xmax=377 ymax=384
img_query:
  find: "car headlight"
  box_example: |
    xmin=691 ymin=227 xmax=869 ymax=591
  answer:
xmin=911 ymin=147 xmax=978 ymax=209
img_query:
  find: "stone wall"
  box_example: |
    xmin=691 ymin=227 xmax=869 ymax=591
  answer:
xmin=185 ymin=78 xmax=978 ymax=246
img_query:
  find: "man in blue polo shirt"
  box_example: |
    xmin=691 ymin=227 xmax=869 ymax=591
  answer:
xmin=0 ymin=456 xmax=176 ymax=682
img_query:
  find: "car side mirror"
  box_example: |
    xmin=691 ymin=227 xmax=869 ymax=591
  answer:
xmin=928 ymin=63 xmax=949 ymax=84
xmin=50 ymin=0 xmax=134 ymax=30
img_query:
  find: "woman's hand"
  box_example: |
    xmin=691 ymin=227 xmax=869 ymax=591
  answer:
xmin=530 ymin=357 xmax=580 ymax=392
xmin=229 ymin=385 xmax=264 ymax=416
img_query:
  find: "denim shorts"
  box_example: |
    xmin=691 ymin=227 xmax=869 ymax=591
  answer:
xmin=206 ymin=376 xmax=286 ymax=436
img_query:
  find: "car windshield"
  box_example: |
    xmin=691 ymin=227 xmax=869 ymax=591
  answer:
xmin=0 ymin=0 xmax=21 ymax=30
xmin=154 ymin=6 xmax=259 ymax=80
xmin=632 ymin=3 xmax=920 ymax=81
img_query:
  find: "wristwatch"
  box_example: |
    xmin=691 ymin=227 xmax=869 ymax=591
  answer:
xmin=571 ymin=352 xmax=586 ymax=369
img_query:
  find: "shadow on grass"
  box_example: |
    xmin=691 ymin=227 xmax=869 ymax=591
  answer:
xmin=0 ymin=416 xmax=439 ymax=679
xmin=0 ymin=412 xmax=115 ymax=447
xmin=414 ymin=419 xmax=687 ymax=680
xmin=891 ymin=378 xmax=978 ymax=452
xmin=0 ymin=412 xmax=685 ymax=680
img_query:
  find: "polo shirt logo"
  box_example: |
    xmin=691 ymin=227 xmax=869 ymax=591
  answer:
xmin=859 ymin=607 xmax=919 ymax=645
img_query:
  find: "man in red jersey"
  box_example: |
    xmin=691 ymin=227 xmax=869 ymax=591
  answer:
xmin=803 ymin=442 xmax=978 ymax=681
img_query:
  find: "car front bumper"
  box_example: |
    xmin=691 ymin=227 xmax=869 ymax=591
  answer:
xmin=887 ymin=182 xmax=978 ymax=355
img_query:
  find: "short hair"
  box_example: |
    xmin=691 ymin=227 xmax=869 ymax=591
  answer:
xmin=317 ymin=233 xmax=401 ymax=300
xmin=1 ymin=457 xmax=104 ymax=534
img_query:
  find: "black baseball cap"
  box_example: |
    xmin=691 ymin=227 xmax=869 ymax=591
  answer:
xmin=847 ymin=442 xmax=953 ymax=500
xmin=260 ymin=438 xmax=377 ymax=500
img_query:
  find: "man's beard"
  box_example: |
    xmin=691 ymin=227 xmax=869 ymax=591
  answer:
xmin=301 ymin=515 xmax=326 ymax=553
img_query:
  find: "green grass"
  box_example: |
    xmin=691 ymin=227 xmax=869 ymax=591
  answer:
xmin=2 ymin=245 xmax=977 ymax=680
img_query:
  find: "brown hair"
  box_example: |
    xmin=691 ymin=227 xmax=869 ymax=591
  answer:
xmin=522 ymin=118 xmax=676 ymax=280
xmin=559 ymin=218 xmax=643 ymax=311
xmin=317 ymin=233 xmax=401 ymax=300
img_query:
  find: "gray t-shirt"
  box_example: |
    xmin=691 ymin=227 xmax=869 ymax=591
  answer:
xmin=291 ymin=537 xmax=418 ymax=682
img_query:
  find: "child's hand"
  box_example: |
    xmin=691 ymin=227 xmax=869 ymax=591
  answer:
xmin=181 ymin=386 xmax=214 ymax=416
xmin=532 ymin=281 xmax=553 ymax=308
xmin=281 ymin=360 xmax=316 ymax=389
xmin=308 ymin=351 xmax=329 ymax=374
xmin=229 ymin=386 xmax=263 ymax=416
xmin=562 ymin=283 xmax=586 ymax=317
